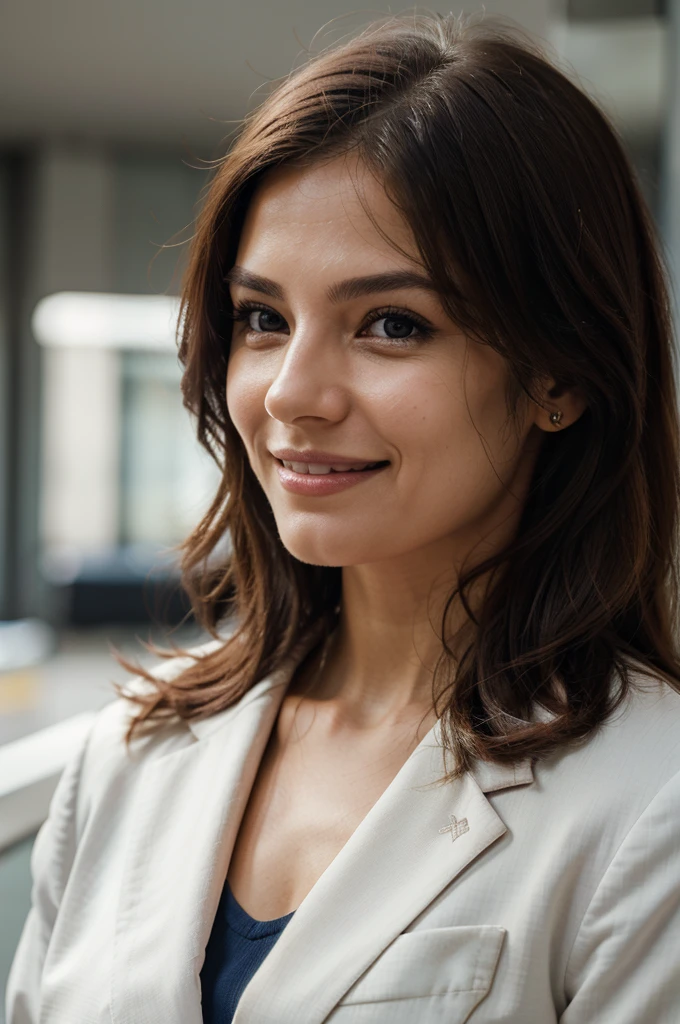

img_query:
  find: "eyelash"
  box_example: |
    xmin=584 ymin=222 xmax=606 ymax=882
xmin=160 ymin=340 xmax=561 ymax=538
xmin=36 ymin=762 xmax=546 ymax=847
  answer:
xmin=227 ymin=299 xmax=436 ymax=345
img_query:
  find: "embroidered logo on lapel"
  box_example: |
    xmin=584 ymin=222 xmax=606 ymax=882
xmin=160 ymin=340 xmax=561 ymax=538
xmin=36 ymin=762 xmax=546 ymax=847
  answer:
xmin=439 ymin=813 xmax=470 ymax=842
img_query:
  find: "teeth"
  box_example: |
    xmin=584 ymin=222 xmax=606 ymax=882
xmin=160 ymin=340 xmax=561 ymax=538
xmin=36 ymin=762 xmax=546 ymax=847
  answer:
xmin=280 ymin=459 xmax=383 ymax=474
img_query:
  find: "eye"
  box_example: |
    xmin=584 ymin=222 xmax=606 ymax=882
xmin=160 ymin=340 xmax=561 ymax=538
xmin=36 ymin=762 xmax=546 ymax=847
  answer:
xmin=359 ymin=307 xmax=436 ymax=343
xmin=228 ymin=300 xmax=436 ymax=344
xmin=229 ymin=301 xmax=288 ymax=335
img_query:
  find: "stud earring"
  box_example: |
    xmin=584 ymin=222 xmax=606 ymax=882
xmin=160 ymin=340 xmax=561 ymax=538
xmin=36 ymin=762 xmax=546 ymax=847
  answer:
xmin=549 ymin=410 xmax=563 ymax=427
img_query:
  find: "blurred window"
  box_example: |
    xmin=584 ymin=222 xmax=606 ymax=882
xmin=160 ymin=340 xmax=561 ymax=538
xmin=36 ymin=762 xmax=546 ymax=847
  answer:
xmin=120 ymin=350 xmax=218 ymax=547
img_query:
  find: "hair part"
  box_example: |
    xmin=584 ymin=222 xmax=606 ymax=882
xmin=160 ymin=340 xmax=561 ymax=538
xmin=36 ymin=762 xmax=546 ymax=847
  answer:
xmin=118 ymin=10 xmax=680 ymax=776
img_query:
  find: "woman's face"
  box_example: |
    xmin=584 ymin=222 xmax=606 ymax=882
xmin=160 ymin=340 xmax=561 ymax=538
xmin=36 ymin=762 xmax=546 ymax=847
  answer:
xmin=226 ymin=155 xmax=543 ymax=570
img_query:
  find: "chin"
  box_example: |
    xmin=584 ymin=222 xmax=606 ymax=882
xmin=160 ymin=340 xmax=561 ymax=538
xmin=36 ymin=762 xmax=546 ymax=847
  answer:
xmin=276 ymin=523 xmax=388 ymax=568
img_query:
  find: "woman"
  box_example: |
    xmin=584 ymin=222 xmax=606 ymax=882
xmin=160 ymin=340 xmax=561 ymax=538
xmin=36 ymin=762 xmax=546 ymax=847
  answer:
xmin=7 ymin=11 xmax=680 ymax=1024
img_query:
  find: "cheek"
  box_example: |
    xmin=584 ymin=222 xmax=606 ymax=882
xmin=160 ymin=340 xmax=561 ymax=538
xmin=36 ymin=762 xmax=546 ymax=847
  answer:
xmin=393 ymin=365 xmax=505 ymax=462
xmin=226 ymin=348 xmax=268 ymax=453
xmin=393 ymin=362 xmax=525 ymax=511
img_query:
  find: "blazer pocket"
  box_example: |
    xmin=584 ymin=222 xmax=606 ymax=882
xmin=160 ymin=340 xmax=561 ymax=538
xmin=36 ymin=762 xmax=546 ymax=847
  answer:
xmin=329 ymin=925 xmax=506 ymax=1024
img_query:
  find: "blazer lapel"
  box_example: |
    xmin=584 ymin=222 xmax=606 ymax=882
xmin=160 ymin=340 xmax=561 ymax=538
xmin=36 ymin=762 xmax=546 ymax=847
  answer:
xmin=233 ymin=724 xmax=533 ymax=1024
xmin=110 ymin=663 xmax=294 ymax=1024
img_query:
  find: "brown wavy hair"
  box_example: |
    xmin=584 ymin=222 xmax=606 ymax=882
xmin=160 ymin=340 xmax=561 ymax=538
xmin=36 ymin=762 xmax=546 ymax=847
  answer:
xmin=121 ymin=11 xmax=680 ymax=775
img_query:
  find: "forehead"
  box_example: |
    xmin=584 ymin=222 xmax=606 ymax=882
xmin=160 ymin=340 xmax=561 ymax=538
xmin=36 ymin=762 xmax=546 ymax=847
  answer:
xmin=235 ymin=154 xmax=421 ymax=269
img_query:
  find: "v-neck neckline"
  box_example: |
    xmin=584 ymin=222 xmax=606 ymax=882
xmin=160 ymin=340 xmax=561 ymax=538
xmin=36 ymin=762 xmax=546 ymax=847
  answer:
xmin=223 ymin=880 xmax=296 ymax=938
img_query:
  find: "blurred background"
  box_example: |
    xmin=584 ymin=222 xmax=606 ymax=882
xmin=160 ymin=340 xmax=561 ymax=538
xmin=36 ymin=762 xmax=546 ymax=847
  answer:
xmin=0 ymin=0 xmax=677 ymax=1012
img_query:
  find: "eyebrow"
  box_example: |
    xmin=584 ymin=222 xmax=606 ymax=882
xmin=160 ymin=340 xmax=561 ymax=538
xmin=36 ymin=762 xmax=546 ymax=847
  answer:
xmin=224 ymin=265 xmax=438 ymax=304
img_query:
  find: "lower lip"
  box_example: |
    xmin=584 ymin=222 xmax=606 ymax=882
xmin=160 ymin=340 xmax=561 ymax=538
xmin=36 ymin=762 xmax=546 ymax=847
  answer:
xmin=275 ymin=462 xmax=389 ymax=496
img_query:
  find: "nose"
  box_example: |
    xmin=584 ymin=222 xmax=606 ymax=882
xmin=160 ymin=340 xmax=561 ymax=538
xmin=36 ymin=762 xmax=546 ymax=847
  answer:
xmin=263 ymin=326 xmax=350 ymax=425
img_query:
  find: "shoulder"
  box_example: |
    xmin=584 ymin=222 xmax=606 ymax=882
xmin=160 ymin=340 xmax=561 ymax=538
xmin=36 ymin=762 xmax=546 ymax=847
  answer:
xmin=24 ymin=636 xmax=245 ymax=908
xmin=528 ymin=665 xmax=680 ymax=841
xmin=588 ymin=664 xmax=680 ymax=777
xmin=73 ymin=636 xmax=229 ymax=825
xmin=502 ymin=665 xmax=680 ymax=855
xmin=91 ymin=637 xmax=225 ymax=741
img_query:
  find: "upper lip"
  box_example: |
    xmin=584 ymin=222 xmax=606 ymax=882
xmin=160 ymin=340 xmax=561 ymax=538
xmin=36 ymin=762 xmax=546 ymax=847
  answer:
xmin=269 ymin=448 xmax=386 ymax=466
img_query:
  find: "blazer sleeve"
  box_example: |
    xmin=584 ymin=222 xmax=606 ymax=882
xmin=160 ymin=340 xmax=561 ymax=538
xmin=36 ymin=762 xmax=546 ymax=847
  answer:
xmin=5 ymin=724 xmax=93 ymax=1024
xmin=561 ymin=767 xmax=680 ymax=1023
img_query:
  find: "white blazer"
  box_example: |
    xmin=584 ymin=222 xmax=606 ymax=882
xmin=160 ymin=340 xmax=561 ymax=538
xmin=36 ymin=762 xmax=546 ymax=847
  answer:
xmin=6 ymin=640 xmax=680 ymax=1024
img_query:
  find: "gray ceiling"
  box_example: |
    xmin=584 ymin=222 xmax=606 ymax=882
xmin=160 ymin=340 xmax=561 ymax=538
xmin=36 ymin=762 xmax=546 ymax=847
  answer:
xmin=1 ymin=1 xmax=552 ymax=147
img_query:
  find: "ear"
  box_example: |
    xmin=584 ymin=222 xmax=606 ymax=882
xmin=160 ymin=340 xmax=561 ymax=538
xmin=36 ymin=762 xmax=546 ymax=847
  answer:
xmin=532 ymin=379 xmax=587 ymax=433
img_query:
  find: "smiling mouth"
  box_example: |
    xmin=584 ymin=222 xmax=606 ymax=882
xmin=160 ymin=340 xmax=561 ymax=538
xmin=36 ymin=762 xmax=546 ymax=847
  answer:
xmin=277 ymin=459 xmax=389 ymax=475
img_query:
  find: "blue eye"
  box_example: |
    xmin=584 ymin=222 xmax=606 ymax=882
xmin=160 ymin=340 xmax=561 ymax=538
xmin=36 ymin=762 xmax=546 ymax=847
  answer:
xmin=359 ymin=307 xmax=436 ymax=343
xmin=228 ymin=300 xmax=436 ymax=344
xmin=249 ymin=309 xmax=286 ymax=333
xmin=229 ymin=303 xmax=288 ymax=334
xmin=367 ymin=315 xmax=418 ymax=339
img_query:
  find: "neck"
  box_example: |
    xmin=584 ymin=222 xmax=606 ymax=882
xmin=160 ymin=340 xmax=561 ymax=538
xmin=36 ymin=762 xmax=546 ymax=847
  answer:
xmin=309 ymin=507 xmax=524 ymax=721
xmin=311 ymin=549 xmax=465 ymax=722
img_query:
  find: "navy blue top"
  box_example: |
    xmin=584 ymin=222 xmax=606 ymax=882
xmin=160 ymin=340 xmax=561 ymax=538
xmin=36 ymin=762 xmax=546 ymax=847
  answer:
xmin=201 ymin=881 xmax=295 ymax=1024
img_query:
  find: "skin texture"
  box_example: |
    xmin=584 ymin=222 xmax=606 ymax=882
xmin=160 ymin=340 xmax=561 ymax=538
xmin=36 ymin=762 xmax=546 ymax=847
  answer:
xmin=224 ymin=155 xmax=585 ymax=918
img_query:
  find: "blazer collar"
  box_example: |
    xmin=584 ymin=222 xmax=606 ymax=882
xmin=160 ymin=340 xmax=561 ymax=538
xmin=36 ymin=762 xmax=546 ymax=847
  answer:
xmin=111 ymin=641 xmax=533 ymax=1024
